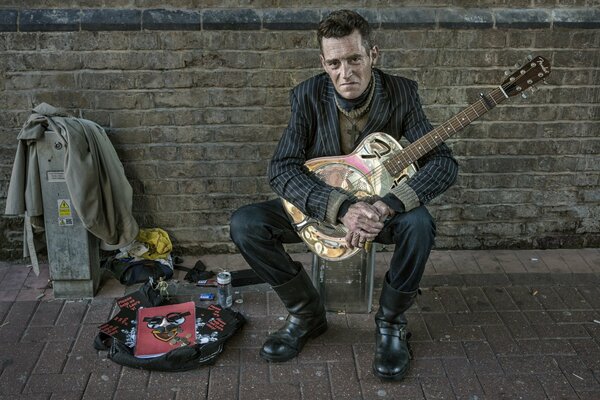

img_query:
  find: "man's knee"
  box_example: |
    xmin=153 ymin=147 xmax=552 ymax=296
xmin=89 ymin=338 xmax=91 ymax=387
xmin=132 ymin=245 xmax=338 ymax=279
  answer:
xmin=394 ymin=206 xmax=436 ymax=242
xmin=230 ymin=204 xmax=262 ymax=244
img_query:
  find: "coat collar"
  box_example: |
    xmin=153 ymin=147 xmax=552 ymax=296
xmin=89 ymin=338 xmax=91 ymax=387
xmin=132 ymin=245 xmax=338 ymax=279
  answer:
xmin=320 ymin=69 xmax=392 ymax=153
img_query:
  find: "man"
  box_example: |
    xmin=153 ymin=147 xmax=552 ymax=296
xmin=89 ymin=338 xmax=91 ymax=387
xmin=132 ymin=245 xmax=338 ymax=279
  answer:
xmin=230 ymin=10 xmax=458 ymax=381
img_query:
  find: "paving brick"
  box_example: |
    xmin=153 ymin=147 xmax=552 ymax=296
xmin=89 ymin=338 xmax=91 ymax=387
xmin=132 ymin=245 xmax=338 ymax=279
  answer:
xmin=23 ymin=372 xmax=89 ymax=394
xmin=0 ymin=301 xmax=12 ymax=322
xmin=270 ymin=362 xmax=328 ymax=384
xmin=81 ymin=369 xmax=121 ymax=400
xmin=448 ymin=311 xmax=502 ymax=327
xmin=514 ymin=250 xmax=551 ymax=273
xmin=406 ymin=358 xmax=446 ymax=378
xmin=63 ymin=353 xmax=118 ymax=374
xmin=508 ymin=272 xmax=556 ymax=286
xmin=410 ymin=341 xmax=467 ymax=359
xmin=498 ymin=354 xmax=563 ymax=375
xmin=117 ymin=367 xmax=149 ymax=390
xmin=419 ymin=375 xmax=455 ymax=399
xmin=148 ymin=369 xmax=208 ymax=390
xmin=113 ymin=388 xmax=177 ymax=400
xmin=537 ymin=373 xmax=580 ymax=400
xmin=435 ymin=287 xmax=470 ymax=313
xmin=554 ymin=355 xmax=600 ymax=391
xmin=300 ymin=377 xmax=332 ymax=400
xmin=240 ymin=362 xmax=270 ymax=385
xmin=538 ymin=249 xmax=572 ymax=273
xmin=207 ymin=365 xmax=239 ymax=399
xmin=22 ymin=323 xmax=80 ymax=343
xmin=423 ymin=313 xmax=485 ymax=341
xmin=523 ymin=310 xmax=555 ymax=325
xmin=558 ymin=249 xmax=594 ymax=273
xmin=493 ymin=250 xmax=527 ymax=274
xmin=33 ymin=340 xmax=72 ymax=374
xmin=328 ymin=362 xmax=361 ymax=400
xmin=461 ymin=273 xmax=511 ymax=287
xmin=549 ymin=310 xmax=600 ymax=323
xmin=29 ymin=301 xmax=63 ymax=326
xmin=238 ymin=382 xmax=301 ymax=400
xmin=237 ymin=291 xmax=268 ymax=316
xmin=532 ymin=323 xmax=591 ymax=340
xmin=472 ymin=251 xmax=505 ymax=273
xmin=428 ymin=251 xmax=458 ymax=274
xmin=506 ymin=286 xmax=544 ymax=311
xmin=420 ymin=274 xmax=465 ymax=288
xmin=415 ymin=289 xmax=445 ymax=313
xmin=477 ymin=374 xmax=548 ymax=399
xmin=554 ymin=286 xmax=594 ymax=309
xmin=297 ymin=344 xmax=353 ymax=363
xmin=481 ymin=287 xmax=519 ymax=311
xmin=359 ymin=376 xmax=424 ymax=400
xmin=406 ymin=315 xmax=432 ymax=341
xmin=516 ymin=338 xmax=576 ymax=356
xmin=57 ymin=300 xmax=89 ymax=325
xmin=448 ymin=250 xmax=481 ymax=273
xmin=482 ymin=325 xmax=522 ymax=356
xmin=577 ymin=249 xmax=600 ymax=272
xmin=459 ymin=287 xmax=495 ymax=312
xmin=0 ymin=301 xmax=37 ymax=342
xmin=83 ymin=299 xmax=114 ymax=324
xmin=578 ymin=286 xmax=600 ymax=309
xmin=319 ymin=327 xmax=373 ymax=345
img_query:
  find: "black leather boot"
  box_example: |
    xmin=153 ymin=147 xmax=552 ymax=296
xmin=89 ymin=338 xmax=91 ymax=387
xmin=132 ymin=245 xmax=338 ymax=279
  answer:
xmin=260 ymin=267 xmax=327 ymax=362
xmin=372 ymin=276 xmax=418 ymax=381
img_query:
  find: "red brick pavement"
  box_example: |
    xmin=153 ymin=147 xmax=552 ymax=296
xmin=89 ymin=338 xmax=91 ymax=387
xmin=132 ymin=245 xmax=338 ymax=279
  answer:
xmin=0 ymin=249 xmax=599 ymax=399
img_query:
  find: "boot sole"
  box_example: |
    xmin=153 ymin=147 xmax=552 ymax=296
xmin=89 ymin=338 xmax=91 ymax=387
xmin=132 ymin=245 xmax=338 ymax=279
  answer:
xmin=260 ymin=321 xmax=328 ymax=363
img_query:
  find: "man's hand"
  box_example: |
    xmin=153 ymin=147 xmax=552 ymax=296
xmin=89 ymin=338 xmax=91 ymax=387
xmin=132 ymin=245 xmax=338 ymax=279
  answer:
xmin=372 ymin=200 xmax=395 ymax=221
xmin=339 ymin=201 xmax=384 ymax=249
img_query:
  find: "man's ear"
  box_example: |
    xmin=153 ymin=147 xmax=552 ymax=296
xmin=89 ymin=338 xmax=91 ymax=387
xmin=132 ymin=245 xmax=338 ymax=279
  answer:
xmin=319 ymin=54 xmax=327 ymax=70
xmin=370 ymin=46 xmax=380 ymax=65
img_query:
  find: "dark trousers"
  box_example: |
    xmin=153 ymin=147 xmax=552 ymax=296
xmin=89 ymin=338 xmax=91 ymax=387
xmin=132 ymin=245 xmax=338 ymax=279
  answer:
xmin=230 ymin=198 xmax=435 ymax=292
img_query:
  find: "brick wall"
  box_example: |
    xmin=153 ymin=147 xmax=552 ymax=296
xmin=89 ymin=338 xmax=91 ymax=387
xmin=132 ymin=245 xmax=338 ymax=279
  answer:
xmin=0 ymin=2 xmax=598 ymax=259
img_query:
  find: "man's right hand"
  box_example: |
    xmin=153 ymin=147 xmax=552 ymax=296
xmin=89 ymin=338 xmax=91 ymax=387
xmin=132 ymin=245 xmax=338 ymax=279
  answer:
xmin=339 ymin=202 xmax=384 ymax=249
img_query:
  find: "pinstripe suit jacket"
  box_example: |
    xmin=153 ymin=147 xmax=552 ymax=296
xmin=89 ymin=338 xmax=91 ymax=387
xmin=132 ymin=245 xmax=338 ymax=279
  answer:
xmin=268 ymin=68 xmax=458 ymax=224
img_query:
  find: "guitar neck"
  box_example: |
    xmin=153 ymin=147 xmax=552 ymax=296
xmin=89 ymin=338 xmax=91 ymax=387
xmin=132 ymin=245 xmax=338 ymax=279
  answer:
xmin=384 ymin=86 xmax=508 ymax=177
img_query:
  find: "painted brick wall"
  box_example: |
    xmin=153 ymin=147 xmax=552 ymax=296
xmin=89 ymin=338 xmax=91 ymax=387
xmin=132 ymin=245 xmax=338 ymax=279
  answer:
xmin=0 ymin=2 xmax=598 ymax=259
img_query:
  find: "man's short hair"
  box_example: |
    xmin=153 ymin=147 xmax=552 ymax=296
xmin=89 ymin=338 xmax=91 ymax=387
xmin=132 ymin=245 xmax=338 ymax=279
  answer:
xmin=317 ymin=9 xmax=372 ymax=53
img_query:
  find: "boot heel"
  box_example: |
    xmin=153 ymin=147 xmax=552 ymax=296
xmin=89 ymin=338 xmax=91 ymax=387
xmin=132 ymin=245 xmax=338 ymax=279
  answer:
xmin=308 ymin=320 xmax=328 ymax=338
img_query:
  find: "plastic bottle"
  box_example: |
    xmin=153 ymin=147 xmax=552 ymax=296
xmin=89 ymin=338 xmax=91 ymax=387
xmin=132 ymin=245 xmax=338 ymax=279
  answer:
xmin=216 ymin=271 xmax=233 ymax=308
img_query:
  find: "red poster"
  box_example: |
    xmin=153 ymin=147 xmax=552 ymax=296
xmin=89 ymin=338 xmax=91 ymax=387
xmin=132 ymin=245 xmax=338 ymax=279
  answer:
xmin=134 ymin=301 xmax=196 ymax=358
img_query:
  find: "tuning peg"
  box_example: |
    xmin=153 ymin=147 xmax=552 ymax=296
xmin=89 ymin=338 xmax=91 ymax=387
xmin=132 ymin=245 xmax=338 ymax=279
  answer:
xmin=529 ymin=87 xmax=537 ymax=93
xmin=543 ymin=79 xmax=549 ymax=85
xmin=514 ymin=63 xmax=520 ymax=69
xmin=504 ymin=70 xmax=511 ymax=76
xmin=521 ymin=92 xmax=528 ymax=99
xmin=526 ymin=54 xmax=534 ymax=61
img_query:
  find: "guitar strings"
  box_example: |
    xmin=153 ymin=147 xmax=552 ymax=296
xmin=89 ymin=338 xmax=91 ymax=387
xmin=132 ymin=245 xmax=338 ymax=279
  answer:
xmin=333 ymin=91 xmax=504 ymax=196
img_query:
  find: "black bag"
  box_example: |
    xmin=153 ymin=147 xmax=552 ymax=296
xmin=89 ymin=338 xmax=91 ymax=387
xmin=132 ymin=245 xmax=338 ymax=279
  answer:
xmin=94 ymin=282 xmax=245 ymax=371
xmin=102 ymin=257 xmax=174 ymax=286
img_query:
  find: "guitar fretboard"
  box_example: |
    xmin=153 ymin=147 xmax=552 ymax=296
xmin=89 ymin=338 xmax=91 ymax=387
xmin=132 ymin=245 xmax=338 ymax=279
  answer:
xmin=384 ymin=87 xmax=507 ymax=177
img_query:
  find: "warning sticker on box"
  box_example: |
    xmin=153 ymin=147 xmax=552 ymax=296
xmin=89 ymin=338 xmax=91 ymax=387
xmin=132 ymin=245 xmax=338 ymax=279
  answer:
xmin=47 ymin=171 xmax=65 ymax=182
xmin=57 ymin=199 xmax=73 ymax=226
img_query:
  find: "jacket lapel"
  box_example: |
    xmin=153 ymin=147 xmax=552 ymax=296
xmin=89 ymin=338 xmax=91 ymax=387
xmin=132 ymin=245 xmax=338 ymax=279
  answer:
xmin=319 ymin=79 xmax=342 ymax=156
xmin=359 ymin=70 xmax=392 ymax=141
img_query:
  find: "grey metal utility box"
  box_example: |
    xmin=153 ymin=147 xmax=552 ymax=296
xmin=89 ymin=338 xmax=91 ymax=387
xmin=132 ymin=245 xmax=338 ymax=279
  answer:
xmin=37 ymin=130 xmax=101 ymax=298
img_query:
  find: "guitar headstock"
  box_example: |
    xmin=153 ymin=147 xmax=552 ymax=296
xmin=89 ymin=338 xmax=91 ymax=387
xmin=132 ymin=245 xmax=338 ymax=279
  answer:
xmin=501 ymin=56 xmax=551 ymax=97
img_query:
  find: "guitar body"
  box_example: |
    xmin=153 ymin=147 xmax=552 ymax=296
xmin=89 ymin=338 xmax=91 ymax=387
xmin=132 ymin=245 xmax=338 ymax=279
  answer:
xmin=282 ymin=132 xmax=417 ymax=261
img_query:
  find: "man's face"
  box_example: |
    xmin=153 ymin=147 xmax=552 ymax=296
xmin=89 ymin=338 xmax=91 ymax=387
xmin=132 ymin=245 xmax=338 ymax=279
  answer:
xmin=320 ymin=30 xmax=379 ymax=100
